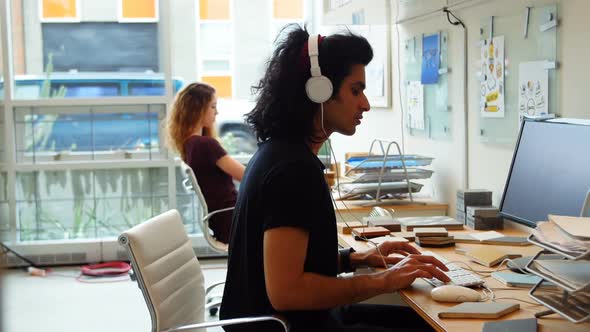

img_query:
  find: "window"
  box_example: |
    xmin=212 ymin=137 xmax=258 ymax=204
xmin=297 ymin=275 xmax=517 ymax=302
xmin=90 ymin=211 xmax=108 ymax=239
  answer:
xmin=14 ymin=105 xmax=165 ymax=163
xmin=119 ymin=0 xmax=158 ymax=22
xmin=271 ymin=0 xmax=304 ymax=42
xmin=40 ymin=0 xmax=80 ymax=22
xmin=42 ymin=23 xmax=159 ymax=73
xmin=198 ymin=0 xmax=233 ymax=97
xmin=15 ymin=168 xmax=168 ymax=241
xmin=199 ymin=0 xmax=230 ymax=20
xmin=12 ymin=2 xmax=165 ymax=100
xmin=273 ymin=0 xmax=303 ymax=19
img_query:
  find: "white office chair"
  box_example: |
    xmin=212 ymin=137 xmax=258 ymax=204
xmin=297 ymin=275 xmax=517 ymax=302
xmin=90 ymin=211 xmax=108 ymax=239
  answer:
xmin=118 ymin=209 xmax=288 ymax=332
xmin=181 ymin=164 xmax=232 ymax=315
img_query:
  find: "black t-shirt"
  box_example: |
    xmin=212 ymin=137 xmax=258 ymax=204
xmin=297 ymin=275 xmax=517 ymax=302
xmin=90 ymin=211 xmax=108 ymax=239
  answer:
xmin=220 ymin=139 xmax=338 ymax=331
xmin=184 ymin=135 xmax=237 ymax=211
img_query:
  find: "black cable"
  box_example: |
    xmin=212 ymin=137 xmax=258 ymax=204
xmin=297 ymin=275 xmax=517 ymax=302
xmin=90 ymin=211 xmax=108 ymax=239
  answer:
xmin=0 ymin=242 xmax=37 ymax=267
xmin=443 ymin=7 xmax=465 ymax=28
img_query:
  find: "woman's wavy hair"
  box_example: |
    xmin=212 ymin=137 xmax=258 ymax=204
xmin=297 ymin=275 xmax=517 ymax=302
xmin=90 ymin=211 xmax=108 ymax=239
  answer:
xmin=247 ymin=24 xmax=373 ymax=142
xmin=165 ymin=82 xmax=216 ymax=161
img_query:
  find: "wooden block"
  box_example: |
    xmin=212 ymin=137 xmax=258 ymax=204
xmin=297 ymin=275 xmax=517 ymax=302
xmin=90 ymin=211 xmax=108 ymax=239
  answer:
xmin=352 ymin=226 xmax=391 ymax=239
xmin=337 ymin=221 xmax=365 ymax=234
xmin=414 ymin=227 xmax=448 ymax=237
xmin=392 ymin=231 xmax=415 ymax=241
xmin=364 ymin=216 xmax=401 ymax=232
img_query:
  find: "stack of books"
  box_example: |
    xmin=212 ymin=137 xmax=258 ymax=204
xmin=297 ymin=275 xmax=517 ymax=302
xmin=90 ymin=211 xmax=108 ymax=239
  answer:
xmin=414 ymin=227 xmax=455 ymax=247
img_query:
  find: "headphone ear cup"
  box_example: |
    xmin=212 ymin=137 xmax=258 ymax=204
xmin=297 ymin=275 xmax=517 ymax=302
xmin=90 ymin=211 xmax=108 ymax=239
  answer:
xmin=305 ymin=75 xmax=333 ymax=103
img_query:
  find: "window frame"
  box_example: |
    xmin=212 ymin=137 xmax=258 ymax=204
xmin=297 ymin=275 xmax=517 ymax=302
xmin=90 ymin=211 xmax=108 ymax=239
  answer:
xmin=196 ymin=0 xmax=235 ymax=98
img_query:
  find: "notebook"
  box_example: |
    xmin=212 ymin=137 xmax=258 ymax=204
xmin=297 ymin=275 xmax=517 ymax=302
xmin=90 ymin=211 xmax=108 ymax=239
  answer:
xmin=482 ymin=318 xmax=537 ymax=332
xmin=491 ymin=272 xmax=557 ymax=289
xmin=466 ymin=246 xmax=508 ymax=267
xmin=438 ymin=302 xmax=520 ymax=319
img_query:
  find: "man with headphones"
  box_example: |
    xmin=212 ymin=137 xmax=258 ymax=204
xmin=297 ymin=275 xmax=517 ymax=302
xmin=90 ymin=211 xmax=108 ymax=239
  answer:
xmin=221 ymin=25 xmax=448 ymax=332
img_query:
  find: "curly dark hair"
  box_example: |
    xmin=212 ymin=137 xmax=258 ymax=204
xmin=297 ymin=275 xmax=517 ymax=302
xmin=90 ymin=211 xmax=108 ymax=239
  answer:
xmin=247 ymin=24 xmax=373 ymax=142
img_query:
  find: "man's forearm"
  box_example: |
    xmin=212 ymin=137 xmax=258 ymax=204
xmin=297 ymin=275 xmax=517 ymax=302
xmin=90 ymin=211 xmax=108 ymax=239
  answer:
xmin=270 ymin=272 xmax=386 ymax=311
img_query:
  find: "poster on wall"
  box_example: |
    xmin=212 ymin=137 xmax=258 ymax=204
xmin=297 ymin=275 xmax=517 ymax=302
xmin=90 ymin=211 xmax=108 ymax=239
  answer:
xmin=479 ymin=35 xmax=505 ymax=118
xmin=518 ymin=61 xmax=549 ymax=124
xmin=421 ymin=33 xmax=440 ymax=84
xmin=407 ymin=81 xmax=424 ymax=130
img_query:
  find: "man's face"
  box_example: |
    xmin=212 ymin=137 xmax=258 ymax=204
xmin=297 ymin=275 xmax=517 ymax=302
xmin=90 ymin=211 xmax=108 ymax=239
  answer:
xmin=322 ymin=64 xmax=370 ymax=136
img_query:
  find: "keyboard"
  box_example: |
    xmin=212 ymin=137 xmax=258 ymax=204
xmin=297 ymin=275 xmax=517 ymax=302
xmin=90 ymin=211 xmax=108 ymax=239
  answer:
xmin=421 ymin=251 xmax=485 ymax=287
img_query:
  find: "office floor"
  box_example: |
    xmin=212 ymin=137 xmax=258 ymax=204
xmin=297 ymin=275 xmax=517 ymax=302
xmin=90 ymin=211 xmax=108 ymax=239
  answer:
xmin=1 ymin=258 xmax=228 ymax=332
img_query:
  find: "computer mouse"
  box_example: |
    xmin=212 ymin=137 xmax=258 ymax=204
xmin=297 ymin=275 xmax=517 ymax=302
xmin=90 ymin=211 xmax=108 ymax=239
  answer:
xmin=430 ymin=285 xmax=482 ymax=303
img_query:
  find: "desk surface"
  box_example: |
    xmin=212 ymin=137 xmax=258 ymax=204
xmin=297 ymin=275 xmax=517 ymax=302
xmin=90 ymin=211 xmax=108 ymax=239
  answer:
xmin=334 ymin=199 xmax=448 ymax=213
xmin=338 ymin=226 xmax=589 ymax=332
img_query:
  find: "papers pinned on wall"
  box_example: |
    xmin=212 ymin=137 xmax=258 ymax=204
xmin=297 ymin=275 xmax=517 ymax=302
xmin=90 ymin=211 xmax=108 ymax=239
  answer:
xmin=479 ymin=35 xmax=505 ymax=118
xmin=518 ymin=61 xmax=549 ymax=125
xmin=407 ymin=81 xmax=424 ymax=130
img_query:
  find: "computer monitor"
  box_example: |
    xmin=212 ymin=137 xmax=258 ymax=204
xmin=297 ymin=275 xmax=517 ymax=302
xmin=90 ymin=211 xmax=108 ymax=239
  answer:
xmin=499 ymin=119 xmax=590 ymax=227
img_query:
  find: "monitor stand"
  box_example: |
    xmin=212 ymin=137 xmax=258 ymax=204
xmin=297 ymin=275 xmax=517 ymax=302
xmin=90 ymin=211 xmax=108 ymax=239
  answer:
xmin=581 ymin=189 xmax=590 ymax=217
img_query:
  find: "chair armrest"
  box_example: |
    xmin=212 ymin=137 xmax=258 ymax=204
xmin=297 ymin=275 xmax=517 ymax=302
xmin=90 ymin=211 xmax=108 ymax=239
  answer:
xmin=162 ymin=316 xmax=289 ymax=332
xmin=202 ymin=207 xmax=235 ymax=224
xmin=205 ymin=280 xmax=226 ymax=296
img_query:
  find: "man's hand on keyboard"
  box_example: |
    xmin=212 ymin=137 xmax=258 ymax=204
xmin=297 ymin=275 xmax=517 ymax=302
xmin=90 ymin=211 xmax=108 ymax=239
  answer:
xmin=351 ymin=241 xmax=423 ymax=269
xmin=377 ymin=254 xmax=451 ymax=292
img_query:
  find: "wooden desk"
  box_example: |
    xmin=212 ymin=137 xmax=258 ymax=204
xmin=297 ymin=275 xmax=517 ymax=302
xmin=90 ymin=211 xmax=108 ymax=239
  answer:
xmin=334 ymin=200 xmax=448 ymax=222
xmin=339 ymin=226 xmax=589 ymax=332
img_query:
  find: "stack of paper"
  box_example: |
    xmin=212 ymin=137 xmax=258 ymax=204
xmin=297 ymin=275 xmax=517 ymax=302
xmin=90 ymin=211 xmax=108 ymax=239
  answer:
xmin=532 ymin=260 xmax=590 ymax=290
xmin=532 ymin=215 xmax=590 ymax=255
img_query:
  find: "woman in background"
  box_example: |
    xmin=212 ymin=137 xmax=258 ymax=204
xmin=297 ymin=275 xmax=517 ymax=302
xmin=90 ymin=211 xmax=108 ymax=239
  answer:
xmin=166 ymin=82 xmax=245 ymax=243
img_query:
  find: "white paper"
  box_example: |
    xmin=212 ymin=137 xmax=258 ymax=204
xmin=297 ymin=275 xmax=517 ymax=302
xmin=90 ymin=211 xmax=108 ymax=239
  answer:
xmin=479 ymin=36 xmax=505 ymax=118
xmin=472 ymin=231 xmax=504 ymax=241
xmin=407 ymin=81 xmax=424 ymax=130
xmin=518 ymin=61 xmax=549 ymax=125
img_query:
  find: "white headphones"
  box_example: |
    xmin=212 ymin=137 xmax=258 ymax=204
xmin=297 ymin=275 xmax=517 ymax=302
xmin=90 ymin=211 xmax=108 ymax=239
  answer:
xmin=305 ymin=34 xmax=333 ymax=103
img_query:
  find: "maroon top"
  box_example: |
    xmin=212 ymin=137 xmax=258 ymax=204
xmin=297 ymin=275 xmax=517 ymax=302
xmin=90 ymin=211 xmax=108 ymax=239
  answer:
xmin=184 ymin=135 xmax=237 ymax=216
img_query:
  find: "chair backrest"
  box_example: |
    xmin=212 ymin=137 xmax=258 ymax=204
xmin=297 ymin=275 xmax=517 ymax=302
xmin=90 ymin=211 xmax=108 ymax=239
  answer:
xmin=182 ymin=164 xmax=229 ymax=253
xmin=119 ymin=209 xmax=205 ymax=332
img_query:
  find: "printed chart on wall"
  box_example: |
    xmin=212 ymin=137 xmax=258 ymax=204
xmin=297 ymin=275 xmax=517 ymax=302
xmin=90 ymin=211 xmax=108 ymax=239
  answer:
xmin=518 ymin=61 xmax=549 ymax=125
xmin=479 ymin=36 xmax=505 ymax=118
xmin=407 ymin=81 xmax=424 ymax=130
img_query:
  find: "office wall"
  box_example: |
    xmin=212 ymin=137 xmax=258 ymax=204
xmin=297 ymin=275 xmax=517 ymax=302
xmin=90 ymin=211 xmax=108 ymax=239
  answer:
xmin=328 ymin=0 xmax=590 ymax=216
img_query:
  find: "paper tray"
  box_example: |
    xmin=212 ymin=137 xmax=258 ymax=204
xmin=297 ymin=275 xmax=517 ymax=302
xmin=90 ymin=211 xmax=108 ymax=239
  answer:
xmin=336 ymin=182 xmax=423 ymax=200
xmin=351 ymin=169 xmax=433 ymax=183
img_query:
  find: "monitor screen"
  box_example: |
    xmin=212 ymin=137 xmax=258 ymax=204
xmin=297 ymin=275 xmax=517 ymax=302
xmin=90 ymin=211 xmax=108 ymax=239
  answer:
xmin=499 ymin=120 xmax=590 ymax=227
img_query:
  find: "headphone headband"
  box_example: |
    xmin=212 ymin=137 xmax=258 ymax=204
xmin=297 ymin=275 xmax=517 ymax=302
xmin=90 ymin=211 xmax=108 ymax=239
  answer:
xmin=305 ymin=34 xmax=333 ymax=104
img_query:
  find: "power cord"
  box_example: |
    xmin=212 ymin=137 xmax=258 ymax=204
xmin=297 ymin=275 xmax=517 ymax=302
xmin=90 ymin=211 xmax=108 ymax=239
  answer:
xmin=442 ymin=7 xmax=465 ymax=28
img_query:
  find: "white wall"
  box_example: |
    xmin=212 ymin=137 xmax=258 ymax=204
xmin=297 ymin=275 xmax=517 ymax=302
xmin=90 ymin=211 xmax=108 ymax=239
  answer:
xmin=326 ymin=0 xmax=590 ymax=216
